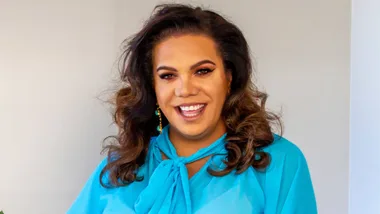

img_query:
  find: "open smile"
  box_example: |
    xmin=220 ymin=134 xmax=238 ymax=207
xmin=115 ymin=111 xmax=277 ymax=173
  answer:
xmin=175 ymin=103 xmax=207 ymax=121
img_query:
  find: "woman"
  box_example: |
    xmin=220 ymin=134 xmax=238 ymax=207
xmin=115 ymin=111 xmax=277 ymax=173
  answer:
xmin=68 ymin=3 xmax=317 ymax=214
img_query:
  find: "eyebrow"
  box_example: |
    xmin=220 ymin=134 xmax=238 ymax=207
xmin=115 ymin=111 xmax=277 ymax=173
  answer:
xmin=156 ymin=59 xmax=216 ymax=72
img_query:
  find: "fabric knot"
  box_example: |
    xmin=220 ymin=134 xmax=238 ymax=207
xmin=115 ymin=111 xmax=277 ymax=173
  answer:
xmin=134 ymin=125 xmax=227 ymax=214
xmin=173 ymin=157 xmax=185 ymax=165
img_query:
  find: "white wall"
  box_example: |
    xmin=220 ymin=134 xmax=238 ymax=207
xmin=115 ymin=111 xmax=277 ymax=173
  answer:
xmin=0 ymin=1 xmax=117 ymax=213
xmin=1 ymin=0 xmax=350 ymax=213
xmin=350 ymin=0 xmax=380 ymax=213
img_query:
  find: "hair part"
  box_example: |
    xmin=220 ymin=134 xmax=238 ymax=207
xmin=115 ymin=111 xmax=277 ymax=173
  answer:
xmin=100 ymin=3 xmax=282 ymax=188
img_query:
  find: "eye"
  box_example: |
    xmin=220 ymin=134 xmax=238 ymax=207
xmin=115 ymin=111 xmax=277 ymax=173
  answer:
xmin=195 ymin=68 xmax=213 ymax=75
xmin=159 ymin=73 xmax=175 ymax=80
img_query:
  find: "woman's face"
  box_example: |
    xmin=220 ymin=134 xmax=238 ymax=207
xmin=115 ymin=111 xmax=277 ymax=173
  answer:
xmin=152 ymin=34 xmax=231 ymax=140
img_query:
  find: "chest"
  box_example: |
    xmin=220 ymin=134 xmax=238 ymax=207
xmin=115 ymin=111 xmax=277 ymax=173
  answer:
xmin=101 ymin=187 xmax=262 ymax=214
xmin=101 ymin=169 xmax=265 ymax=214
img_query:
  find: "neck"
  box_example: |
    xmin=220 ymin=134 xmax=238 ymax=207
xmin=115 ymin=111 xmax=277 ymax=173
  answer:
xmin=168 ymin=120 xmax=227 ymax=157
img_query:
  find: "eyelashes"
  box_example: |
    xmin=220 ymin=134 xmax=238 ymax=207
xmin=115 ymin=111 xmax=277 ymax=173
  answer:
xmin=159 ymin=73 xmax=174 ymax=80
xmin=195 ymin=68 xmax=213 ymax=75
xmin=158 ymin=68 xmax=214 ymax=80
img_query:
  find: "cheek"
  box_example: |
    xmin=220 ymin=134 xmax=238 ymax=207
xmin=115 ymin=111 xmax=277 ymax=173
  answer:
xmin=208 ymin=75 xmax=229 ymax=98
xmin=154 ymin=80 xmax=172 ymax=106
xmin=204 ymin=83 xmax=228 ymax=104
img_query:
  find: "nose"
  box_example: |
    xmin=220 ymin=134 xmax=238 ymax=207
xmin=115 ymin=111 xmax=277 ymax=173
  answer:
xmin=174 ymin=77 xmax=199 ymax=97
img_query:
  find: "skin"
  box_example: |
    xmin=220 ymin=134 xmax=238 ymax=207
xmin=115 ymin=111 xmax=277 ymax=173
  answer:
xmin=152 ymin=34 xmax=231 ymax=177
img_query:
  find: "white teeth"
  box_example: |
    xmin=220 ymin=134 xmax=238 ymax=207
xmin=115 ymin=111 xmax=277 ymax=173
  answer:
xmin=179 ymin=104 xmax=204 ymax=111
xmin=183 ymin=112 xmax=198 ymax=117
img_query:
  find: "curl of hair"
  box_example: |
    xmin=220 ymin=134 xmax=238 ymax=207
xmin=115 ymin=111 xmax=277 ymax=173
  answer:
xmin=100 ymin=3 xmax=282 ymax=188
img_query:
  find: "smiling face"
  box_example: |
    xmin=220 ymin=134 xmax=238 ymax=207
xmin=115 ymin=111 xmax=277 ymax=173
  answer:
xmin=152 ymin=34 xmax=231 ymax=141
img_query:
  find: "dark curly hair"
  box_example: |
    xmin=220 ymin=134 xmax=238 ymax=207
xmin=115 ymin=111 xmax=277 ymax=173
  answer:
xmin=100 ymin=3 xmax=282 ymax=188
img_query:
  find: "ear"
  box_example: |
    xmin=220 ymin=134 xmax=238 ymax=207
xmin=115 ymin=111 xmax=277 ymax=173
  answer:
xmin=226 ymin=69 xmax=232 ymax=86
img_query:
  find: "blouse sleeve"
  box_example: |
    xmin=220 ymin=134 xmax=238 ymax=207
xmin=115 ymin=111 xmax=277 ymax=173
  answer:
xmin=67 ymin=158 xmax=108 ymax=214
xmin=263 ymin=140 xmax=318 ymax=214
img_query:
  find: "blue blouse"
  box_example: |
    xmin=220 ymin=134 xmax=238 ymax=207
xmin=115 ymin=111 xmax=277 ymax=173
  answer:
xmin=68 ymin=125 xmax=317 ymax=214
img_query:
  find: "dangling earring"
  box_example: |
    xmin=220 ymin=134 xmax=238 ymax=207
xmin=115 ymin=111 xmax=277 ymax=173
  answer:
xmin=155 ymin=104 xmax=163 ymax=133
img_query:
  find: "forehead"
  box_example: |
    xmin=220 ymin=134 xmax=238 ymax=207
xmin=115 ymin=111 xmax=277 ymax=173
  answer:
xmin=152 ymin=34 xmax=221 ymax=66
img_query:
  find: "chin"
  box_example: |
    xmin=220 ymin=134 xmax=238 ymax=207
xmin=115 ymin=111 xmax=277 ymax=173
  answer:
xmin=172 ymin=123 xmax=210 ymax=139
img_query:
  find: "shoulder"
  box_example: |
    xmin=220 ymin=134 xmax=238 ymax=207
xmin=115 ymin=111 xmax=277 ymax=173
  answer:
xmin=67 ymin=158 xmax=109 ymax=213
xmin=263 ymin=134 xmax=302 ymax=156
xmin=256 ymin=135 xmax=317 ymax=213
xmin=261 ymin=134 xmax=309 ymax=172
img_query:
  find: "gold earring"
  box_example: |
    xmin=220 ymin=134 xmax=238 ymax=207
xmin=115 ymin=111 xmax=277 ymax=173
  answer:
xmin=155 ymin=104 xmax=162 ymax=133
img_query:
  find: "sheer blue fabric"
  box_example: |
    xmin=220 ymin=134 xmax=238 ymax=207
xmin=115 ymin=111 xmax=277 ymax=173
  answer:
xmin=68 ymin=125 xmax=317 ymax=214
xmin=135 ymin=126 xmax=227 ymax=214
